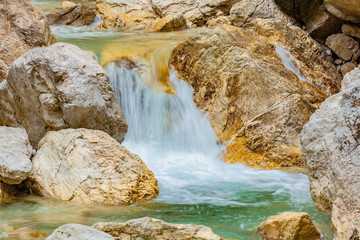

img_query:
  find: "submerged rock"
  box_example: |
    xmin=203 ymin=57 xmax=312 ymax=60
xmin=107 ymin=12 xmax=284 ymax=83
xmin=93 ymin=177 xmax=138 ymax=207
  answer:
xmin=257 ymin=212 xmax=321 ymax=240
xmin=150 ymin=13 xmax=187 ymax=32
xmin=93 ymin=217 xmax=226 ymax=240
xmin=0 ymin=0 xmax=56 ymax=82
xmin=0 ymin=42 xmax=127 ymax=146
xmin=301 ymin=66 xmax=360 ymax=239
xmin=169 ymin=21 xmax=340 ymax=168
xmin=46 ymin=2 xmax=96 ymax=26
xmin=7 ymin=227 xmax=48 ymax=239
xmin=0 ymin=127 xmax=32 ymax=185
xmin=27 ymin=128 xmax=159 ymax=205
xmin=46 ymin=224 xmax=114 ymax=240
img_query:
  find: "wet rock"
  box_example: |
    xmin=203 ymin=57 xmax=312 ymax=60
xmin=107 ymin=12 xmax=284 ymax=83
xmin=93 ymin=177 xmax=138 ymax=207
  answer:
xmin=0 ymin=127 xmax=32 ymax=185
xmin=27 ymin=128 xmax=159 ymax=205
xmin=341 ymin=62 xmax=358 ymax=76
xmin=46 ymin=2 xmax=96 ymax=26
xmin=301 ymin=66 xmax=360 ymax=239
xmin=150 ymin=13 xmax=187 ymax=32
xmin=7 ymin=227 xmax=48 ymax=239
xmin=342 ymin=24 xmax=360 ymax=39
xmin=0 ymin=182 xmax=17 ymax=204
xmin=206 ymin=16 xmax=231 ymax=28
xmin=0 ymin=0 xmax=56 ymax=82
xmin=326 ymin=34 xmax=359 ymax=61
xmin=257 ymin=212 xmax=321 ymax=240
xmin=46 ymin=224 xmax=114 ymax=240
xmin=1 ymin=42 xmax=127 ymax=146
xmin=93 ymin=217 xmax=226 ymax=240
xmin=170 ymin=20 xmax=340 ymax=168
xmin=324 ymin=0 xmax=360 ymax=23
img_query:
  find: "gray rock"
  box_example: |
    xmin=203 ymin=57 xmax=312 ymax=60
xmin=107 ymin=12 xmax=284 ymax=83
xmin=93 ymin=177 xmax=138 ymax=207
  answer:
xmin=1 ymin=42 xmax=127 ymax=146
xmin=93 ymin=217 xmax=225 ymax=240
xmin=301 ymin=66 xmax=360 ymax=240
xmin=0 ymin=127 xmax=32 ymax=185
xmin=46 ymin=224 xmax=114 ymax=240
xmin=27 ymin=128 xmax=159 ymax=205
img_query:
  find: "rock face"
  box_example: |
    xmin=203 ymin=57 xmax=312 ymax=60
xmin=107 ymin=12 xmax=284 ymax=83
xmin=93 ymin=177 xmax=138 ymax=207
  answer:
xmin=301 ymin=66 xmax=360 ymax=240
xmin=93 ymin=217 xmax=225 ymax=240
xmin=0 ymin=0 xmax=56 ymax=82
xmin=27 ymin=129 xmax=159 ymax=205
xmin=0 ymin=127 xmax=32 ymax=185
xmin=96 ymin=0 xmax=243 ymax=29
xmin=324 ymin=0 xmax=360 ymax=23
xmin=46 ymin=2 xmax=96 ymax=26
xmin=0 ymin=43 xmax=127 ymax=146
xmin=257 ymin=212 xmax=321 ymax=240
xmin=46 ymin=224 xmax=114 ymax=240
xmin=326 ymin=34 xmax=359 ymax=61
xmin=150 ymin=13 xmax=187 ymax=32
xmin=170 ymin=21 xmax=340 ymax=168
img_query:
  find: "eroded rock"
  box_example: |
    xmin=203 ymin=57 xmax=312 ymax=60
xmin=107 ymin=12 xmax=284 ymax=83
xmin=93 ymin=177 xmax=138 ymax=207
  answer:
xmin=46 ymin=224 xmax=114 ymax=240
xmin=324 ymin=0 xmax=360 ymax=23
xmin=93 ymin=217 xmax=226 ymax=240
xmin=170 ymin=21 xmax=340 ymax=168
xmin=257 ymin=212 xmax=321 ymax=240
xmin=150 ymin=13 xmax=187 ymax=32
xmin=0 ymin=127 xmax=32 ymax=185
xmin=0 ymin=0 xmax=56 ymax=82
xmin=27 ymin=128 xmax=159 ymax=205
xmin=1 ymin=42 xmax=127 ymax=146
xmin=301 ymin=66 xmax=360 ymax=239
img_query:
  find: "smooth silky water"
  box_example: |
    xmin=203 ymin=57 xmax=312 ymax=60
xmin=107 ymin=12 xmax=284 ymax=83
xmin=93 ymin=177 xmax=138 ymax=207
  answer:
xmin=0 ymin=1 xmax=332 ymax=239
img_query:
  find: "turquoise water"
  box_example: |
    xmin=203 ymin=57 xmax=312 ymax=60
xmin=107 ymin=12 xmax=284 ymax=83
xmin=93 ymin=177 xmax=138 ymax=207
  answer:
xmin=0 ymin=1 xmax=333 ymax=239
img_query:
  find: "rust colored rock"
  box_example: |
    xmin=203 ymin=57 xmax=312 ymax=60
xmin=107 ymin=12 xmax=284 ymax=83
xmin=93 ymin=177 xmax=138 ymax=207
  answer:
xmin=326 ymin=34 xmax=359 ymax=61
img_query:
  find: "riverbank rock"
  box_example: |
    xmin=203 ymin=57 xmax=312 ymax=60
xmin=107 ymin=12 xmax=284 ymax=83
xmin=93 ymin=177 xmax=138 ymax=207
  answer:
xmin=257 ymin=212 xmax=321 ymax=240
xmin=46 ymin=2 xmax=96 ymax=26
xmin=324 ymin=0 xmax=360 ymax=23
xmin=1 ymin=42 xmax=127 ymax=146
xmin=150 ymin=13 xmax=187 ymax=32
xmin=7 ymin=227 xmax=48 ymax=239
xmin=0 ymin=0 xmax=56 ymax=82
xmin=170 ymin=21 xmax=340 ymax=168
xmin=0 ymin=127 xmax=32 ymax=185
xmin=326 ymin=34 xmax=359 ymax=62
xmin=27 ymin=129 xmax=159 ymax=205
xmin=301 ymin=66 xmax=360 ymax=239
xmin=0 ymin=182 xmax=17 ymax=204
xmin=93 ymin=217 xmax=226 ymax=240
xmin=47 ymin=224 xmax=114 ymax=240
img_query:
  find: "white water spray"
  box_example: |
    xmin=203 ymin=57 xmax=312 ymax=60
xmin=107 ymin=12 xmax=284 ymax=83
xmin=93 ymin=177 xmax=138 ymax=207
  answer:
xmin=105 ymin=57 xmax=311 ymax=206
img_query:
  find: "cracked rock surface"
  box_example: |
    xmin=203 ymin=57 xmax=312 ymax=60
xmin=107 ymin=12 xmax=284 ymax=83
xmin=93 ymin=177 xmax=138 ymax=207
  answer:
xmin=301 ymin=66 xmax=360 ymax=240
xmin=27 ymin=128 xmax=159 ymax=205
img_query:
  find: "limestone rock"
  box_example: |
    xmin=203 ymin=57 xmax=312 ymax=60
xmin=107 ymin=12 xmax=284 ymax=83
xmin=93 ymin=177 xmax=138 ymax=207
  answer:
xmin=150 ymin=13 xmax=187 ymax=32
xmin=342 ymin=24 xmax=360 ymax=39
xmin=27 ymin=128 xmax=159 ymax=205
xmin=206 ymin=16 xmax=231 ymax=28
xmin=96 ymin=0 xmax=157 ymax=30
xmin=326 ymin=34 xmax=359 ymax=61
xmin=324 ymin=0 xmax=360 ymax=23
xmin=230 ymin=0 xmax=294 ymax=27
xmin=0 ymin=127 xmax=32 ymax=185
xmin=46 ymin=2 xmax=96 ymax=26
xmin=301 ymin=66 xmax=360 ymax=239
xmin=93 ymin=217 xmax=225 ymax=240
xmin=46 ymin=224 xmax=114 ymax=240
xmin=0 ymin=0 xmax=56 ymax=82
xmin=341 ymin=62 xmax=357 ymax=76
xmin=1 ymin=42 xmax=127 ymax=146
xmin=0 ymin=182 xmax=17 ymax=204
xmin=170 ymin=21 xmax=340 ymax=168
xmin=256 ymin=212 xmax=321 ymax=240
xmin=61 ymin=1 xmax=77 ymax=8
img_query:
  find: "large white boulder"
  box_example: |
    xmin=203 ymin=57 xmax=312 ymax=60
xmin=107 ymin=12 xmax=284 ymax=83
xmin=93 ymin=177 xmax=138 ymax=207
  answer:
xmin=46 ymin=224 xmax=114 ymax=240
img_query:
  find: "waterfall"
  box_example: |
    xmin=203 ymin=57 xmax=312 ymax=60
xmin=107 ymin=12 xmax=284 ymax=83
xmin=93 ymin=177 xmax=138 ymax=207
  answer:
xmin=104 ymin=53 xmax=311 ymax=206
